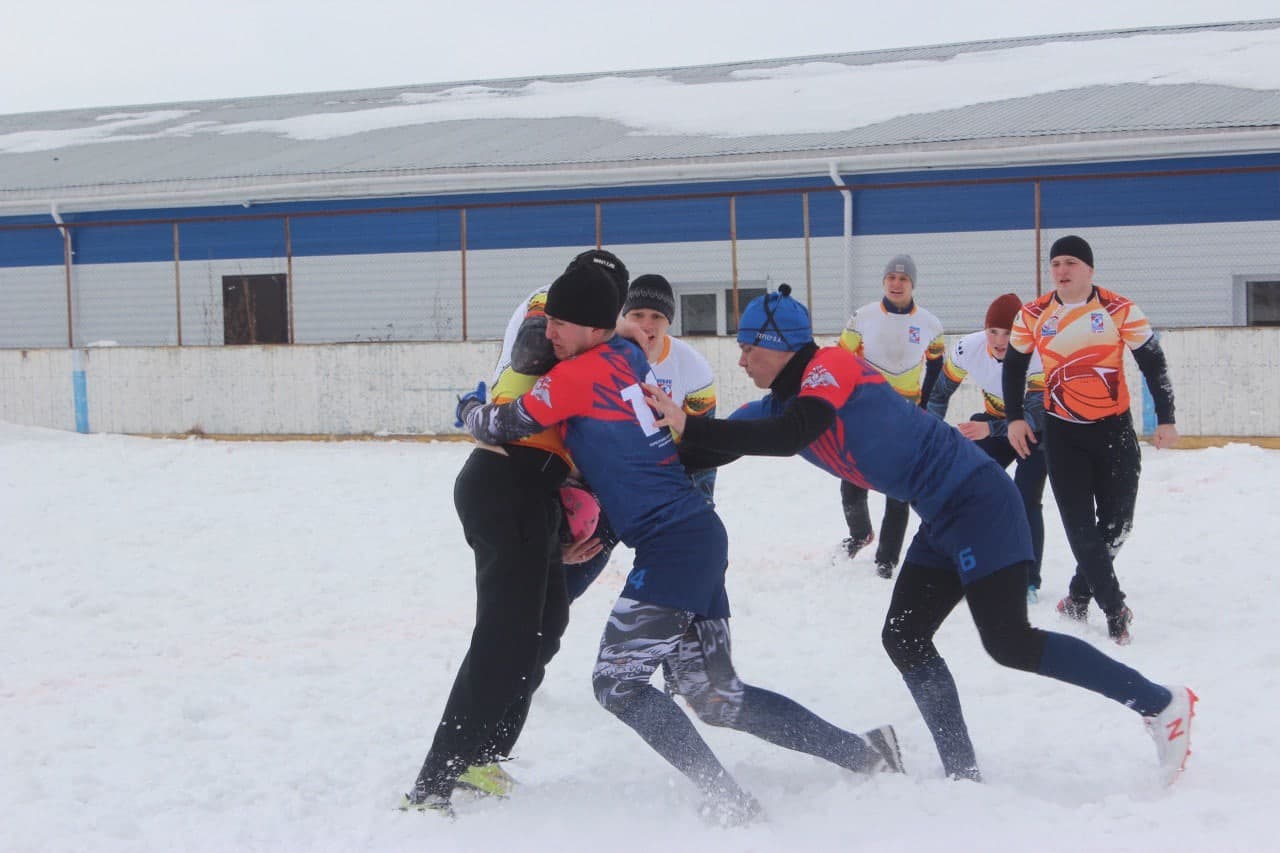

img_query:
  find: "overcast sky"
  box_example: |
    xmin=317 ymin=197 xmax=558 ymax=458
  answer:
xmin=3 ymin=0 xmax=1277 ymax=116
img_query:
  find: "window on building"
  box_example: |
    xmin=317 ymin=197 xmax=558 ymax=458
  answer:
xmin=676 ymin=285 xmax=768 ymax=336
xmin=223 ymin=274 xmax=289 ymax=344
xmin=1246 ymin=281 xmax=1280 ymax=327
xmin=679 ymin=293 xmax=718 ymax=336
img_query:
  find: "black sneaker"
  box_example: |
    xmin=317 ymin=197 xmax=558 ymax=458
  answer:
xmin=875 ymin=560 xmax=896 ymax=579
xmin=1106 ymin=605 xmax=1134 ymax=645
xmin=843 ymin=533 xmax=874 ymax=559
xmin=1056 ymin=595 xmax=1089 ymax=622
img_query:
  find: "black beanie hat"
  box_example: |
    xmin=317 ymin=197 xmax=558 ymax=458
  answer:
xmin=622 ymin=274 xmax=675 ymax=323
xmin=1049 ymin=235 xmax=1094 ymax=268
xmin=545 ymin=265 xmax=620 ymax=329
xmin=566 ymin=249 xmax=629 ymax=309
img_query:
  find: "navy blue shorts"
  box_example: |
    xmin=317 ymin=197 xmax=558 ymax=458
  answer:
xmin=904 ymin=462 xmax=1034 ymax=585
xmin=622 ymin=509 xmax=730 ymax=618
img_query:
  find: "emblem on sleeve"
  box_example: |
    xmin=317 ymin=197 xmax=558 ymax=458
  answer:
xmin=531 ymin=375 xmax=553 ymax=407
xmin=801 ymin=365 xmax=840 ymax=391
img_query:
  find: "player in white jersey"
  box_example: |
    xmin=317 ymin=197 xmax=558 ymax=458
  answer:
xmin=837 ymin=254 xmax=945 ymax=578
xmin=928 ymin=293 xmax=1049 ymax=603
xmin=564 ymin=273 xmax=719 ymax=601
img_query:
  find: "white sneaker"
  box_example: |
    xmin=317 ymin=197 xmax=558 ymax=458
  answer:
xmin=1144 ymin=686 xmax=1198 ymax=786
xmin=863 ymin=724 xmax=905 ymax=774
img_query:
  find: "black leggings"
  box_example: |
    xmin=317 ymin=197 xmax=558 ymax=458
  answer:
xmin=882 ymin=560 xmax=1045 ymax=674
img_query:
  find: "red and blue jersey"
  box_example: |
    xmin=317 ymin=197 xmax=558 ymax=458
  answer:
xmin=520 ymin=335 xmax=711 ymax=543
xmin=732 ymin=346 xmax=988 ymax=520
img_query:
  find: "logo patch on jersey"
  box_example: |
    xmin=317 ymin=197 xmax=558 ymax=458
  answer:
xmin=801 ymin=364 xmax=840 ymax=391
xmin=531 ymin=375 xmax=553 ymax=408
xmin=1042 ymin=316 xmax=1059 ymax=337
xmin=1090 ymin=312 xmax=1105 ymax=333
xmin=909 ymin=325 xmax=921 ymax=344
xmin=656 ymin=377 xmax=673 ymax=397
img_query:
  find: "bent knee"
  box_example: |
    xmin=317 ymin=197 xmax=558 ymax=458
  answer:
xmin=882 ymin=621 xmax=933 ymax=673
xmin=978 ymin=626 xmax=1044 ymax=672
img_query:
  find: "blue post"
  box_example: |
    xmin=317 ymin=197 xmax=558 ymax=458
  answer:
xmin=72 ymin=349 xmax=89 ymax=434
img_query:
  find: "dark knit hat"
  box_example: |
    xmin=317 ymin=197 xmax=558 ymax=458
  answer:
xmin=622 ymin=274 xmax=675 ymax=323
xmin=1049 ymin=235 xmax=1094 ymax=268
xmin=566 ymin=249 xmax=629 ymax=308
xmin=984 ymin=293 xmax=1023 ymax=331
xmin=737 ymin=284 xmax=813 ymax=352
xmin=883 ymin=254 xmax=918 ymax=284
xmin=545 ymin=264 xmax=620 ymax=329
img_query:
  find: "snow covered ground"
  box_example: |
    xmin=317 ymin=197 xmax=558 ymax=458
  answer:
xmin=3 ymin=423 xmax=1277 ymax=851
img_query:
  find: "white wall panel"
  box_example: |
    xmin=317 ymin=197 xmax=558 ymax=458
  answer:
xmin=0 ymin=347 xmax=75 ymax=429
xmin=71 ymin=261 xmax=178 ymax=346
xmin=3 ymin=329 xmax=1274 ymax=438
xmin=291 ymin=252 xmax=463 ymax=343
xmin=0 ymin=265 xmax=67 ymax=347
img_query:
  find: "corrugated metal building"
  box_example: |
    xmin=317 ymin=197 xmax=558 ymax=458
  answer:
xmin=2 ymin=18 xmax=1280 ymax=350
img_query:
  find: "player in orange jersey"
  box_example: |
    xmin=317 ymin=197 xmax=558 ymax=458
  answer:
xmin=1002 ymin=235 xmax=1178 ymax=645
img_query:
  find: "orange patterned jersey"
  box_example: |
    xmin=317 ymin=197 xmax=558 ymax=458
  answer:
xmin=1009 ymin=286 xmax=1153 ymax=423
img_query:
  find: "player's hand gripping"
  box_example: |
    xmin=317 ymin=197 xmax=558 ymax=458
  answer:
xmin=642 ymin=383 xmax=686 ymax=434
xmin=454 ymin=380 xmax=487 ymax=428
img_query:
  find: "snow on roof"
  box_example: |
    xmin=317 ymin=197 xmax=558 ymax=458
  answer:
xmin=3 ymin=19 xmax=1279 ymax=212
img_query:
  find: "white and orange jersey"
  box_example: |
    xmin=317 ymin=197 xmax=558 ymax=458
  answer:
xmin=1009 ymin=286 xmax=1154 ymax=423
xmin=942 ymin=330 xmax=1045 ymax=419
xmin=649 ymin=336 xmax=716 ymax=439
xmin=487 ymin=285 xmax=571 ymax=464
xmin=838 ymin=299 xmax=945 ymax=403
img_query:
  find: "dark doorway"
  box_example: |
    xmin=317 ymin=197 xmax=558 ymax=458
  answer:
xmin=223 ymin=274 xmax=289 ymax=344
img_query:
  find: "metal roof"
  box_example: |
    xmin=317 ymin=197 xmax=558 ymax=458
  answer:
xmin=3 ymin=19 xmax=1280 ymax=214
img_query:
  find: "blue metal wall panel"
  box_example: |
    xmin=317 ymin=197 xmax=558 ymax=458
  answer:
xmin=177 ymin=219 xmax=287 ymax=261
xmin=73 ymin=223 xmax=172 ymax=264
xmin=464 ymin=203 xmax=595 ymax=250
xmin=290 ymin=209 xmax=462 ymax=255
xmin=849 ymin=181 xmax=1036 ymax=235
xmin=2 ymin=153 xmax=1279 ymax=268
xmin=601 ymin=196 xmax=730 ymax=244
xmin=0 ymin=222 xmax=63 ymax=267
xmin=1040 ymin=171 xmax=1280 ymax=228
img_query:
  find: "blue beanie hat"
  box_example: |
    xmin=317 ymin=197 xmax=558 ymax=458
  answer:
xmin=736 ymin=284 xmax=813 ymax=352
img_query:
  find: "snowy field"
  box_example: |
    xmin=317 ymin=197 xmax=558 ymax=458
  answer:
xmin=3 ymin=423 xmax=1277 ymax=852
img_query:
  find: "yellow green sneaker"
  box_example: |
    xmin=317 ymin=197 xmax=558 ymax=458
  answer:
xmin=454 ymin=762 xmax=517 ymax=798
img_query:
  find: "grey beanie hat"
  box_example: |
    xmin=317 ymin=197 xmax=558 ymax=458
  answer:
xmin=883 ymin=254 xmax=918 ymax=284
xmin=622 ymin=274 xmax=675 ymax=323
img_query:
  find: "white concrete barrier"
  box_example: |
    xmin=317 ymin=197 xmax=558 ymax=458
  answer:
xmin=1 ymin=328 xmax=1276 ymax=438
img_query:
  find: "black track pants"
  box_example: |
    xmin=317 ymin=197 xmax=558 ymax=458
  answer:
xmin=413 ymin=448 xmax=568 ymax=797
xmin=841 ymin=480 xmax=910 ymax=566
xmin=1043 ymin=413 xmax=1140 ymax=614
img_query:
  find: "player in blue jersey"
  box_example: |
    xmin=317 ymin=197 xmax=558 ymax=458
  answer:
xmin=644 ymin=285 xmax=1197 ymax=786
xmin=458 ymin=266 xmax=903 ymax=825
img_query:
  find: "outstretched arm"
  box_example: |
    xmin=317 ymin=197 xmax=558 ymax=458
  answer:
xmin=459 ymin=396 xmax=547 ymax=445
xmin=676 ymin=396 xmax=836 ymax=458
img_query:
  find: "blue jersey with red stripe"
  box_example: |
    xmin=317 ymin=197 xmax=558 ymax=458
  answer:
xmin=732 ymin=346 xmax=989 ymax=520
xmin=520 ymin=336 xmax=714 ymax=550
